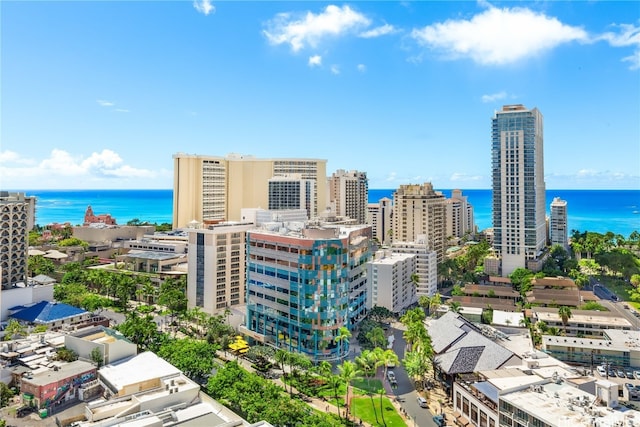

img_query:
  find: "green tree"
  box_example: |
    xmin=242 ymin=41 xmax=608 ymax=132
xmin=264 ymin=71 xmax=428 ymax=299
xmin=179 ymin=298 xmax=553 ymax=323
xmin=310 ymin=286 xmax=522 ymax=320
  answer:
xmin=449 ymin=301 xmax=462 ymax=313
xmin=558 ymin=306 xmax=573 ymax=333
xmin=90 ymin=347 xmax=104 ymax=367
xmin=365 ymin=326 xmax=386 ymax=349
xmin=0 ymin=382 xmax=14 ymax=408
xmin=27 ymin=255 xmax=55 ymax=277
xmin=157 ymin=338 xmax=219 ymax=382
xmin=429 ymin=293 xmax=442 ymax=316
xmin=55 ymin=347 xmax=79 ymax=362
xmin=335 ymin=326 xmax=352 ymax=360
xmin=337 ymin=360 xmax=360 ymax=421
xmin=3 ymin=319 xmax=26 ymax=341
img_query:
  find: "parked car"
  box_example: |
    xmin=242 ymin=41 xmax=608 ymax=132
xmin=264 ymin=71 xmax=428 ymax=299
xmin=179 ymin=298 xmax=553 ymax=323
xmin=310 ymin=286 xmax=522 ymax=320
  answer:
xmin=16 ymin=406 xmax=35 ymax=418
xmin=608 ymin=369 xmax=617 ymax=378
xmin=625 ymin=383 xmax=635 ymax=390
xmin=626 ymin=369 xmax=635 ymax=379
xmin=617 ymin=369 xmax=626 ymax=378
xmin=633 ymin=371 xmax=640 ymax=380
xmin=433 ymin=415 xmax=446 ymax=427
xmin=417 ymin=396 xmax=428 ymax=408
xmin=597 ymin=366 xmax=607 ymax=376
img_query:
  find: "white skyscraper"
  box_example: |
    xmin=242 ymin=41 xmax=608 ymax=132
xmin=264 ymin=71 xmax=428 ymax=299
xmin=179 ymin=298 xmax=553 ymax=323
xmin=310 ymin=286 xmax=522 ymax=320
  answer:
xmin=491 ymin=105 xmax=547 ymax=275
xmin=550 ymin=197 xmax=569 ymax=250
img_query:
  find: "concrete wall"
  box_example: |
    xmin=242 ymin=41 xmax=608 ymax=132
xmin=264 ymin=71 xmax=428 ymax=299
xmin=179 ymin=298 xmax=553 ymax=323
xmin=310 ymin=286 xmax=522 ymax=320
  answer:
xmin=72 ymin=226 xmax=156 ymax=243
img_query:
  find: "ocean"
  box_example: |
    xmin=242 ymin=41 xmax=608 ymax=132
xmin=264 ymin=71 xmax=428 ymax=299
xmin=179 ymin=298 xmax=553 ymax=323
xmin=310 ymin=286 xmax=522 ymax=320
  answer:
xmin=21 ymin=189 xmax=640 ymax=238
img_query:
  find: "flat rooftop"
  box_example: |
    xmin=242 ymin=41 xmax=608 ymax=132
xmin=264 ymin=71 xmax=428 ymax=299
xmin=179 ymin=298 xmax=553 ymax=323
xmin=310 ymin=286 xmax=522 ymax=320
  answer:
xmin=99 ymin=352 xmax=181 ymax=392
xmin=25 ymin=360 xmax=95 ymax=386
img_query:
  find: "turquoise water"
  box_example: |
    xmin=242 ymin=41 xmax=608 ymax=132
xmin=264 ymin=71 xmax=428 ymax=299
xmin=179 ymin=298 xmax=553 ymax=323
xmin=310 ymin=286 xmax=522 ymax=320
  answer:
xmin=18 ymin=189 xmax=640 ymax=237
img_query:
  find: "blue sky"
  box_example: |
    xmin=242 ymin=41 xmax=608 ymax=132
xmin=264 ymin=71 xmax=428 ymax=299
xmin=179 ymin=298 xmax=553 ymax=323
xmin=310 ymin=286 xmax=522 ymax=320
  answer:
xmin=1 ymin=0 xmax=639 ymax=190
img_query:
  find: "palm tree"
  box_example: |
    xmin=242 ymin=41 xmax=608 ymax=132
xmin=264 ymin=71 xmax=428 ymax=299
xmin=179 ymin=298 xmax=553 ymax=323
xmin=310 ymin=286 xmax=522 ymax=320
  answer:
xmin=335 ymin=326 xmax=352 ymax=360
xmin=375 ymin=348 xmax=399 ymax=427
xmin=558 ymin=306 xmax=572 ymax=334
xmin=418 ymin=295 xmax=430 ymax=315
xmin=355 ymin=350 xmax=380 ymax=424
xmin=449 ymin=301 xmax=462 ymax=313
xmin=338 ymin=360 xmax=360 ymax=421
xmin=429 ymin=293 xmax=442 ymax=316
xmin=366 ymin=326 xmax=386 ymax=349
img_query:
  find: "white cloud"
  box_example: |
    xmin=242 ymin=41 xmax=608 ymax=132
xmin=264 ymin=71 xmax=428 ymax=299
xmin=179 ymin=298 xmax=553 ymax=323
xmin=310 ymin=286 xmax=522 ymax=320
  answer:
xmin=330 ymin=65 xmax=340 ymax=75
xmin=597 ymin=23 xmax=640 ymax=70
xmin=97 ymin=100 xmax=115 ymax=107
xmin=193 ymin=0 xmax=215 ymax=16
xmin=114 ymin=108 xmax=130 ymax=113
xmin=263 ymin=5 xmax=370 ymax=52
xmin=481 ymin=91 xmax=508 ymax=103
xmin=0 ymin=149 xmax=162 ymax=184
xmin=357 ymin=63 xmax=366 ymax=72
xmin=359 ymin=24 xmax=396 ymax=38
xmin=308 ymin=55 xmax=322 ymax=67
xmin=411 ymin=6 xmax=588 ymax=65
xmin=450 ymin=172 xmax=484 ymax=182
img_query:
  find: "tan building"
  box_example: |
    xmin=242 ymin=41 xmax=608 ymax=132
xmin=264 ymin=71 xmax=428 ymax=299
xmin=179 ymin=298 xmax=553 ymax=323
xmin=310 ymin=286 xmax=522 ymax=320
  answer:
xmin=186 ymin=222 xmax=254 ymax=314
xmin=445 ymin=189 xmax=475 ymax=242
xmin=173 ymin=153 xmax=327 ymax=228
xmin=328 ymin=169 xmax=368 ymax=224
xmin=392 ymin=183 xmax=446 ymax=263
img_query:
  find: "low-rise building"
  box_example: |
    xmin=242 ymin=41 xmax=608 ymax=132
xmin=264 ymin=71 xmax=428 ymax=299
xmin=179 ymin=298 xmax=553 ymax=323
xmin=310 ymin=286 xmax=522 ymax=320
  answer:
xmin=65 ymin=326 xmax=137 ymax=366
xmin=20 ymin=360 xmax=97 ymax=410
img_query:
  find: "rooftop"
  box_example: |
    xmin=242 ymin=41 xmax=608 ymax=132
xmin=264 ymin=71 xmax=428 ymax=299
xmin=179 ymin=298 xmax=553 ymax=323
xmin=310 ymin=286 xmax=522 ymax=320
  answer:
xmin=10 ymin=301 xmax=87 ymax=323
xmin=99 ymin=352 xmax=181 ymax=393
xmin=24 ymin=360 xmax=96 ymax=386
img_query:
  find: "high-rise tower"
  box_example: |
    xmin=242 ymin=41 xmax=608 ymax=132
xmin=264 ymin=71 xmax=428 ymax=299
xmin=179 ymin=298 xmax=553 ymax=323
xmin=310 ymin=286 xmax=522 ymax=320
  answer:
xmin=491 ymin=105 xmax=547 ymax=275
xmin=550 ymin=197 xmax=569 ymax=250
xmin=328 ymin=169 xmax=368 ymax=224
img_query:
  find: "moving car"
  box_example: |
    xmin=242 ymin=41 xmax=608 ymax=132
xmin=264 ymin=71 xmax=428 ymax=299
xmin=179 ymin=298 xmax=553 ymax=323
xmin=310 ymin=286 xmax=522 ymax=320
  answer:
xmin=433 ymin=415 xmax=446 ymax=427
xmin=417 ymin=396 xmax=428 ymax=408
xmin=387 ymin=371 xmax=396 ymax=383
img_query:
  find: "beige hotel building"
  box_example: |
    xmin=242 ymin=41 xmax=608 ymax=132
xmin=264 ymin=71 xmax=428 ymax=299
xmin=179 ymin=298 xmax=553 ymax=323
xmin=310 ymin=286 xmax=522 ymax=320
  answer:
xmin=173 ymin=153 xmax=327 ymax=229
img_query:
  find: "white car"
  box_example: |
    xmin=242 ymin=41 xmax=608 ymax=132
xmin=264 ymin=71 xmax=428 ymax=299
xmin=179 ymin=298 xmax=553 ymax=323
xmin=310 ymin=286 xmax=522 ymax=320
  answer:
xmin=417 ymin=396 xmax=428 ymax=408
xmin=597 ymin=366 xmax=606 ymax=376
xmin=387 ymin=371 xmax=396 ymax=383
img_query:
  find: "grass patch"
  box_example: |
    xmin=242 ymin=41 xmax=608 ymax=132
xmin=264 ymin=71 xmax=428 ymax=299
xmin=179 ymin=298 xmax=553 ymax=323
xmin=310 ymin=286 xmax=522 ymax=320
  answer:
xmin=351 ymin=396 xmax=405 ymax=427
xmin=351 ymin=378 xmax=383 ymax=395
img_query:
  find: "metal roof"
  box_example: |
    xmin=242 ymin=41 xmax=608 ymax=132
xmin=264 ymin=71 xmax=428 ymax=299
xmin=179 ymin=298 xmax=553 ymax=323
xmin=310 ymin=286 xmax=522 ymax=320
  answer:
xmin=10 ymin=301 xmax=86 ymax=323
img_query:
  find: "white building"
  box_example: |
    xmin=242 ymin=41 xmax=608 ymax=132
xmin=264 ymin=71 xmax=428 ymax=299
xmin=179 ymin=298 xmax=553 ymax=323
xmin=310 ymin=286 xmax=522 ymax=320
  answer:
xmin=367 ymin=250 xmax=417 ymax=314
xmin=391 ymin=236 xmax=438 ymax=297
xmin=268 ymin=174 xmax=316 ymax=219
xmin=550 ymin=197 xmax=569 ymax=249
xmin=64 ymin=326 xmax=137 ymax=366
xmin=491 ymin=105 xmax=547 ymax=275
xmin=186 ymin=222 xmax=254 ymax=315
xmin=366 ymin=197 xmax=392 ymax=245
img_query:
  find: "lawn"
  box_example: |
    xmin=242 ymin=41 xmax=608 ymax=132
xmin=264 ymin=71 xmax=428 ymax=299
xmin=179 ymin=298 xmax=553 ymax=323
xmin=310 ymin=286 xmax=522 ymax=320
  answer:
xmin=351 ymin=378 xmax=383 ymax=395
xmin=350 ymin=396 xmax=405 ymax=427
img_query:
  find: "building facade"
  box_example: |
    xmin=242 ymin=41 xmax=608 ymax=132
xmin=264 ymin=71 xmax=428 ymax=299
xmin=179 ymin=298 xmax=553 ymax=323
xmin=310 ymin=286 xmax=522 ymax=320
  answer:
xmin=445 ymin=189 xmax=475 ymax=242
xmin=268 ymin=175 xmax=315 ymax=219
xmin=391 ymin=237 xmax=438 ymax=297
xmin=549 ymin=197 xmax=569 ymax=249
xmin=1 ymin=192 xmax=36 ymax=288
xmin=491 ymin=105 xmax=547 ymax=275
xmin=186 ymin=222 xmax=253 ymax=314
xmin=328 ymin=169 xmax=368 ymax=224
xmin=392 ymin=183 xmax=446 ymax=263
xmin=367 ymin=197 xmax=392 ymax=245
xmin=367 ymin=250 xmax=416 ymax=314
xmin=172 ymin=153 xmax=327 ymax=228
xmin=243 ymin=223 xmax=371 ymax=361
